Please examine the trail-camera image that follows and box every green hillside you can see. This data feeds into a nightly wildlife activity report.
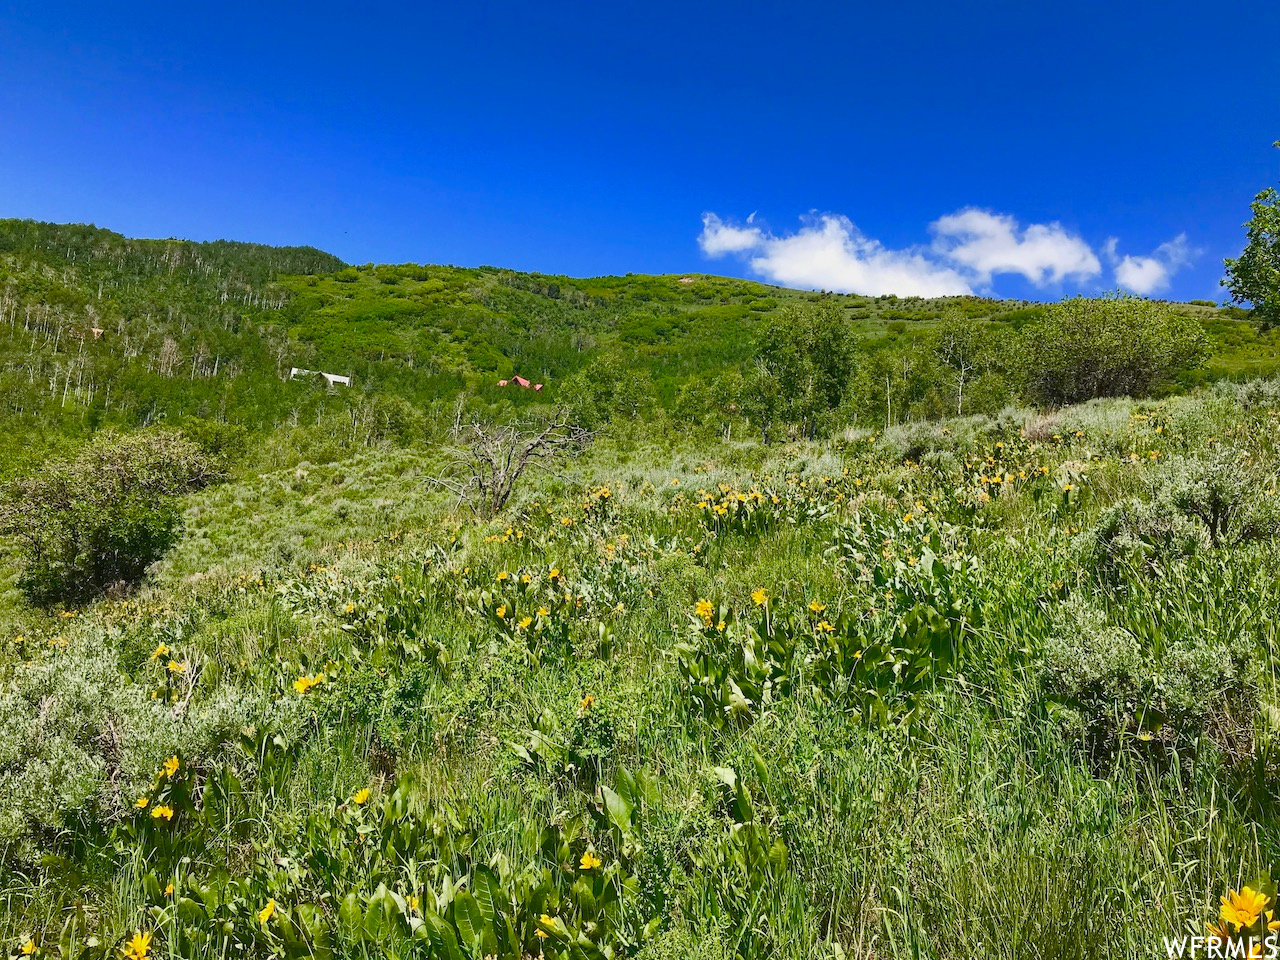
[5,219,1280,959]
[6,218,1278,475]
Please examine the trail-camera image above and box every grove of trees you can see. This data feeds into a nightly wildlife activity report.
[717,294,1206,441]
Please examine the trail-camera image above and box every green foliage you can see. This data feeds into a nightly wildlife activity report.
[0,431,218,605]
[1224,143,1280,328]
[677,515,971,730]
[1075,496,1203,582]
[830,512,974,722]
[560,353,656,430]
[1038,597,1252,764]
[122,766,666,960]
[0,629,299,864]
[746,303,857,440]
[177,416,249,469]
[1160,447,1280,547]
[10,218,1280,959]
[0,217,1275,469]
[1020,295,1208,404]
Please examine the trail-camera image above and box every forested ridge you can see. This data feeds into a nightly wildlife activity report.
[6,217,1278,479]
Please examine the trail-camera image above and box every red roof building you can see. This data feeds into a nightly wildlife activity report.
[497,375,543,390]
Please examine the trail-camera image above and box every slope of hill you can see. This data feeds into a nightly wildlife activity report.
[7,217,1278,478]
[4,218,1280,958]
[0,220,344,471]
[3,378,1280,958]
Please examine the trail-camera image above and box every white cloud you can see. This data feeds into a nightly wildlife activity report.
[698,212,973,297]
[1108,233,1194,295]
[700,208,1194,299]
[697,213,765,255]
[929,208,1101,286]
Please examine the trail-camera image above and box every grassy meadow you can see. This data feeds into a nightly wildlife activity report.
[4,379,1280,959]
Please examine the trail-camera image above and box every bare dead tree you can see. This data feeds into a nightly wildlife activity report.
[935,311,982,417]
[429,410,593,517]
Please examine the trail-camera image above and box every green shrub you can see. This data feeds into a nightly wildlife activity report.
[1160,448,1280,547]
[560,352,657,429]
[0,631,298,863]
[1234,375,1280,412]
[1038,597,1251,763]
[1075,497,1204,581]
[178,417,249,469]
[0,431,218,606]
[1019,295,1207,405]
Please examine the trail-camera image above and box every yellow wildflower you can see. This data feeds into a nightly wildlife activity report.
[816,620,835,634]
[150,805,174,821]
[408,895,420,913]
[165,882,174,896]
[122,930,151,960]
[258,899,276,926]
[537,606,550,617]
[496,604,507,619]
[135,796,149,809]
[1221,886,1270,930]
[580,695,595,711]
[150,643,169,660]
[1206,920,1232,943]
[808,600,826,614]
[751,588,768,607]
[21,940,35,956]
[166,660,186,674]
[580,850,603,870]
[695,599,714,625]
[162,756,180,778]
[352,788,371,805]
[518,616,533,630]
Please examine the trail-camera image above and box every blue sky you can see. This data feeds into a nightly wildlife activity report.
[1,1,1277,302]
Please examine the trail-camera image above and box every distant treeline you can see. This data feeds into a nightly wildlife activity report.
[3,219,1278,473]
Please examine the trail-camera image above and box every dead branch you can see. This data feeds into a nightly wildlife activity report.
[427,410,593,517]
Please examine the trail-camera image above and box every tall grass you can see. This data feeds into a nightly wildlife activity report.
[3,382,1280,957]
